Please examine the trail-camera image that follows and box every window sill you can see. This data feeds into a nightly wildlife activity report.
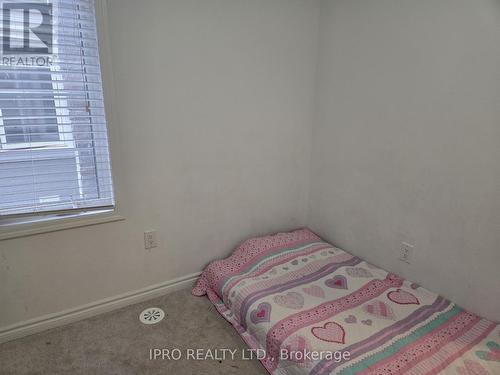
[0,211,125,241]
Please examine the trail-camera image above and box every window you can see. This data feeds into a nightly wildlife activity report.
[0,0,114,218]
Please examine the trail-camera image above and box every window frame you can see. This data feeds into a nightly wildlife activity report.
[0,0,124,238]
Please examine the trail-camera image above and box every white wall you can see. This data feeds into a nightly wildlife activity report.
[309,0,500,320]
[0,0,320,328]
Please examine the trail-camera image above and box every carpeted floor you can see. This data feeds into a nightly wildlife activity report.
[0,289,268,375]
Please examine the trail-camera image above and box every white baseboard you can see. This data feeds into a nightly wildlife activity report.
[0,272,201,344]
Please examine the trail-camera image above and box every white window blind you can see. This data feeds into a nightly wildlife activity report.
[0,0,114,217]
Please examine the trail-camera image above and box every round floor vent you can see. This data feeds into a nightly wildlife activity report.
[139,307,165,325]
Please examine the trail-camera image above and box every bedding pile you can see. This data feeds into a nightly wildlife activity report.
[193,229,500,375]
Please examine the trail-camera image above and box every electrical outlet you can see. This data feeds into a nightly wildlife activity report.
[399,242,414,264]
[144,230,158,250]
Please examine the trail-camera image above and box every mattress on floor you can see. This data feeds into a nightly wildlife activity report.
[193,228,500,375]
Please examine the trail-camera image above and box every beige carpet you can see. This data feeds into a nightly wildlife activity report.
[0,289,268,375]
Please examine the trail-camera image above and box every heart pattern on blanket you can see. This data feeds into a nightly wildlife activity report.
[476,341,500,362]
[456,360,490,375]
[291,260,299,266]
[273,292,304,309]
[363,300,396,320]
[344,315,357,324]
[346,267,373,278]
[250,302,271,324]
[311,322,346,344]
[387,289,420,305]
[361,319,372,326]
[302,285,325,299]
[325,275,348,289]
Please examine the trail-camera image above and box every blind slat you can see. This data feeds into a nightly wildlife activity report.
[1,176,113,190]
[0,162,111,173]
[0,70,103,77]
[0,88,103,94]
[1,185,114,199]
[0,78,102,84]
[1,198,114,212]
[0,167,112,179]
[0,123,108,129]
[1,115,105,121]
[1,201,113,216]
[0,37,98,51]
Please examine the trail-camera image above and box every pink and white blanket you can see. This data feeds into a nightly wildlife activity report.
[193,229,500,375]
